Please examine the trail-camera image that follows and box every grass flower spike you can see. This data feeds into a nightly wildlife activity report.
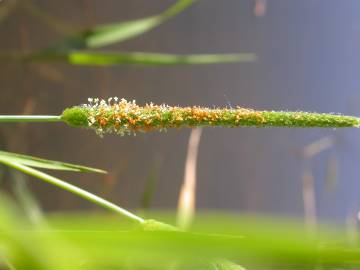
[60,97,360,136]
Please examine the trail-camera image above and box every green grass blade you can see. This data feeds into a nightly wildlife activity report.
[0,151,106,173]
[0,160,144,224]
[58,0,197,49]
[11,171,46,226]
[0,195,85,270]
[69,51,255,66]
[27,50,255,66]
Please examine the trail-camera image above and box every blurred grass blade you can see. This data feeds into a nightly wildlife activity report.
[27,50,255,66]
[140,160,161,211]
[0,194,84,270]
[68,51,255,66]
[177,128,202,230]
[11,170,46,226]
[0,159,144,223]
[302,168,317,234]
[59,0,197,49]
[47,216,360,268]
[302,136,334,159]
[211,259,246,270]
[325,155,338,192]
[0,150,106,173]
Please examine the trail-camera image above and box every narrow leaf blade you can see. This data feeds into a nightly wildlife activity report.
[42,51,256,66]
[58,0,197,49]
[0,160,143,223]
[0,151,106,173]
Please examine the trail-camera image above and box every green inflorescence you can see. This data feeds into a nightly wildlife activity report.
[60,98,360,136]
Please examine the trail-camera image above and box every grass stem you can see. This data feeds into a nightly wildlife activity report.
[0,115,61,122]
[0,160,144,224]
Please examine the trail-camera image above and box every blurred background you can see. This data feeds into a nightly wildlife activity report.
[0,0,360,227]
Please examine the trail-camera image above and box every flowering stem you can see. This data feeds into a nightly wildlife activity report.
[0,115,61,122]
[1,99,360,134]
[61,98,360,136]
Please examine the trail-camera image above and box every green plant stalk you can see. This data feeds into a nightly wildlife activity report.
[61,99,360,136]
[0,160,144,224]
[0,115,61,122]
[1,100,360,134]
[0,51,255,66]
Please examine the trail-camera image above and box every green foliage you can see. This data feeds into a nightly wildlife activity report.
[0,150,145,224]
[24,50,254,66]
[211,259,245,270]
[0,196,84,270]
[0,0,254,67]
[0,151,105,173]
[1,203,359,270]
[62,51,255,66]
[0,159,144,224]
[0,148,358,269]
[141,219,178,231]
[0,2,359,269]
[60,0,198,49]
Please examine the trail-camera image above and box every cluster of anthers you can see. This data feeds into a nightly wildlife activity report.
[84,97,138,136]
[80,97,263,136]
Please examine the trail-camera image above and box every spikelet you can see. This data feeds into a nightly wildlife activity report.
[61,98,360,136]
